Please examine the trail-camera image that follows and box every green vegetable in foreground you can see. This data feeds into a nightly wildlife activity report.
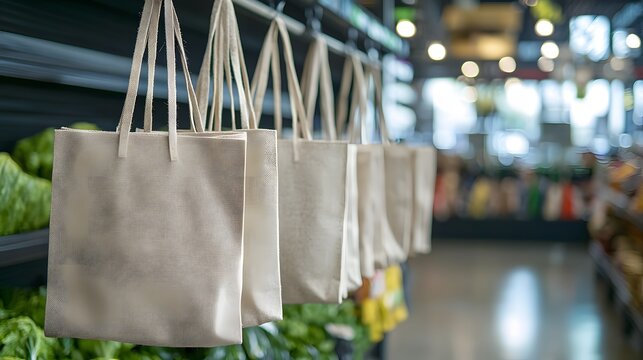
[0,153,51,236]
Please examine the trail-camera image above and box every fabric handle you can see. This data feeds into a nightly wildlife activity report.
[142,1,205,133]
[250,17,313,155]
[195,0,256,132]
[300,36,337,141]
[118,0,195,161]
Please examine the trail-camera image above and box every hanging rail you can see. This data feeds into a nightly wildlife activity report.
[232,0,378,66]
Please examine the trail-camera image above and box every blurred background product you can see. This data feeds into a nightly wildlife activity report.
[1,0,643,358]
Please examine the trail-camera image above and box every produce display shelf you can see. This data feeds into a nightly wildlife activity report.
[0,228,49,268]
[602,188,643,232]
[590,241,643,338]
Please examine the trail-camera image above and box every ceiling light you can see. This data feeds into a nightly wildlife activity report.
[537,56,554,72]
[626,33,641,49]
[461,61,479,78]
[498,56,516,73]
[534,19,554,37]
[540,41,559,59]
[523,0,538,7]
[396,20,416,38]
[427,42,447,61]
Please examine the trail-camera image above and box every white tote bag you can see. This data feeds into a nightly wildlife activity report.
[300,37,361,297]
[195,0,281,327]
[45,0,246,347]
[410,147,437,255]
[368,66,414,261]
[251,18,347,304]
[342,60,405,269]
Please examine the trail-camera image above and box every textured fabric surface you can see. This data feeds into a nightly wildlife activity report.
[383,146,414,259]
[195,0,281,327]
[46,130,247,346]
[410,147,437,255]
[278,140,347,304]
[343,144,362,293]
[251,17,348,304]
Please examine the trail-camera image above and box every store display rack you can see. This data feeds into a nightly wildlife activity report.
[0,228,48,268]
[590,241,643,339]
[602,188,643,231]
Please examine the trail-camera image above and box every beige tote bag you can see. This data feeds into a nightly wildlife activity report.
[251,18,347,304]
[300,37,362,297]
[410,146,437,255]
[368,66,414,261]
[342,59,405,270]
[45,0,246,347]
[195,0,281,327]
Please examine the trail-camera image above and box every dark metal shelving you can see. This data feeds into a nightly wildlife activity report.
[590,241,643,339]
[0,228,48,268]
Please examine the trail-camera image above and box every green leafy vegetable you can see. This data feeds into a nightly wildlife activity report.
[12,122,100,180]
[0,153,51,236]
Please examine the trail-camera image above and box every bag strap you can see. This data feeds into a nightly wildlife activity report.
[195,0,256,131]
[142,1,204,133]
[251,17,312,159]
[300,36,336,141]
[335,56,352,138]
[367,65,391,145]
[348,55,368,144]
[118,0,193,161]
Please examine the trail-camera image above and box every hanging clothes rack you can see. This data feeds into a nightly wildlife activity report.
[232,0,378,66]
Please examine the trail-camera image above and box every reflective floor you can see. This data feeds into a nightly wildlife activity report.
[388,240,639,360]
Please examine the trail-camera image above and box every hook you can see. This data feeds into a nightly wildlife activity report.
[346,28,358,50]
[269,0,286,13]
[305,5,322,34]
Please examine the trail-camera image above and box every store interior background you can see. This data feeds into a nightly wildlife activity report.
[1,0,643,358]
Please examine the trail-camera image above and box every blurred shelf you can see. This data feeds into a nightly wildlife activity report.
[590,241,643,338]
[602,188,643,232]
[0,228,48,268]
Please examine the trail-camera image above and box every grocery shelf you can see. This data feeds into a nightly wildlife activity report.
[0,228,48,268]
[602,188,643,232]
[590,241,643,338]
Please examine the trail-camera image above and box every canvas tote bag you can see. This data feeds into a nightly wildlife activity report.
[45,0,246,346]
[251,18,347,304]
[341,59,405,270]
[368,65,414,260]
[300,37,362,297]
[195,0,281,327]
[409,146,437,255]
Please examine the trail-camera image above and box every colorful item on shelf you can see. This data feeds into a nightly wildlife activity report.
[195,0,282,327]
[0,153,51,236]
[543,182,563,220]
[468,177,492,219]
[45,0,248,346]
[359,266,408,342]
[251,16,348,305]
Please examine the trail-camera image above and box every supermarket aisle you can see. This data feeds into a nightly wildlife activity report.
[388,240,637,360]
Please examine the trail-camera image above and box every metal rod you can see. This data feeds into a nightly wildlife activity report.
[232,0,377,65]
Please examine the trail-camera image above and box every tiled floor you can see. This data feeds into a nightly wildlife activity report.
[388,240,640,360]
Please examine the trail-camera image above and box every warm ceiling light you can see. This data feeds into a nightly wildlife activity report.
[427,42,447,61]
[535,19,554,37]
[523,0,538,6]
[537,56,554,72]
[396,20,416,38]
[626,33,641,49]
[498,56,516,73]
[540,41,559,59]
[461,61,480,78]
